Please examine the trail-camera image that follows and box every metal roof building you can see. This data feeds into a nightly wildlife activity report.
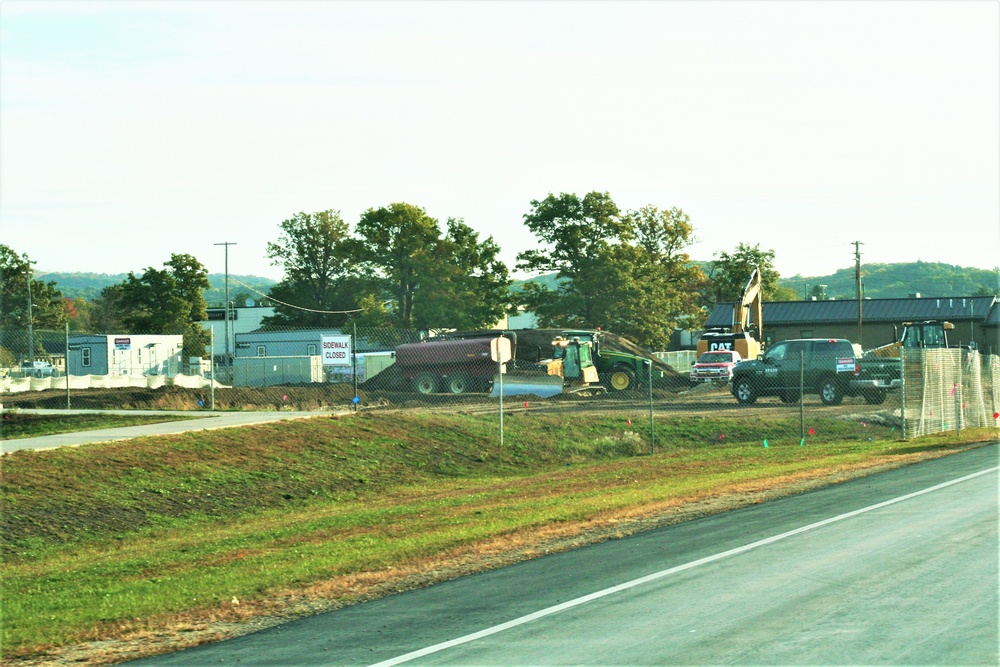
[704,296,999,353]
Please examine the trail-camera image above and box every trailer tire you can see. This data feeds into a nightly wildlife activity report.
[604,365,638,392]
[446,372,472,394]
[412,372,439,395]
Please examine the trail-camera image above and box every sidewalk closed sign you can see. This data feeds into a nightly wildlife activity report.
[321,335,352,366]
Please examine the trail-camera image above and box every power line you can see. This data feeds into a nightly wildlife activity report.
[228,276,364,315]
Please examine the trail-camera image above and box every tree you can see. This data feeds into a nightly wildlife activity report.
[263,210,367,328]
[515,194,707,349]
[0,244,66,362]
[709,243,782,302]
[101,254,211,360]
[354,203,510,330]
[409,218,511,331]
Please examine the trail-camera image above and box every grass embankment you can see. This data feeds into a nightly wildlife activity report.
[1,410,993,662]
[0,411,204,441]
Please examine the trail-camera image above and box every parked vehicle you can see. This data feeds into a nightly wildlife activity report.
[690,350,743,385]
[730,338,899,406]
[697,267,764,361]
[20,361,56,378]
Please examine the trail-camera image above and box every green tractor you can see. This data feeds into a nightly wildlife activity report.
[557,330,669,392]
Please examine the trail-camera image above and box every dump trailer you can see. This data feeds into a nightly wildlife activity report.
[394,337,511,394]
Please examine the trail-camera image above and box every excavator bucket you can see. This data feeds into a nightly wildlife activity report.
[490,372,564,398]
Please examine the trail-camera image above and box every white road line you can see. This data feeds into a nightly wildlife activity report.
[365,465,999,667]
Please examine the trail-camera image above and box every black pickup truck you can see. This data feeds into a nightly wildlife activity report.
[730,338,899,406]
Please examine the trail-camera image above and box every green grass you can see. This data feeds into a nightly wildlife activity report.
[0,411,204,440]
[1,410,994,659]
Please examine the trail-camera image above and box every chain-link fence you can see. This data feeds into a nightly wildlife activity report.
[2,326,998,443]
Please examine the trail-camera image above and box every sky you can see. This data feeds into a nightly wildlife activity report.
[1,0,998,285]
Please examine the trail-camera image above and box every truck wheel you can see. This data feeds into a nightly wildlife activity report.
[819,378,843,406]
[863,389,887,405]
[604,366,637,392]
[733,378,756,404]
[446,372,472,394]
[412,372,439,395]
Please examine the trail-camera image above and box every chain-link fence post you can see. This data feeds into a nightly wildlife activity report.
[65,321,71,409]
[645,359,654,454]
[900,347,907,440]
[799,349,805,444]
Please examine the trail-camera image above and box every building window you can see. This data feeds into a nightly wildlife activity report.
[800,330,814,338]
[307,344,317,356]
[257,345,266,357]
[82,348,91,367]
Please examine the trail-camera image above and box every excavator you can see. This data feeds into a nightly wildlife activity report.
[697,267,764,360]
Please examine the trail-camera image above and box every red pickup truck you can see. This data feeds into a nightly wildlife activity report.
[690,350,743,385]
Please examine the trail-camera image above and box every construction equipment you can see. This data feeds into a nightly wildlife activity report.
[698,267,764,360]
[864,321,955,358]
[491,335,605,398]
[395,337,510,394]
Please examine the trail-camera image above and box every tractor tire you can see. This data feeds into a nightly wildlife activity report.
[446,372,472,395]
[412,372,439,395]
[604,366,638,392]
[733,378,757,404]
[819,378,843,406]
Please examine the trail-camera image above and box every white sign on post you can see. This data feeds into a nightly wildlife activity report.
[321,335,352,366]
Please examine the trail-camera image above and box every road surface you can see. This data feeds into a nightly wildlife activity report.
[127,443,999,666]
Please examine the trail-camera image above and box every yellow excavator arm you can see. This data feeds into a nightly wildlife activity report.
[731,267,762,338]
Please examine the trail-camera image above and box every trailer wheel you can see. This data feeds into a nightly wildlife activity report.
[447,372,472,394]
[412,372,439,394]
[604,365,638,392]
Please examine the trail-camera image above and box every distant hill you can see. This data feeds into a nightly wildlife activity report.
[38,261,999,308]
[514,261,998,300]
[36,272,277,306]
[778,262,998,300]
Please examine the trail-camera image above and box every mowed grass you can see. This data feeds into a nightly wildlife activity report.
[0,410,993,660]
[0,411,204,440]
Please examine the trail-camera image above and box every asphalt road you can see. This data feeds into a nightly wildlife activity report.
[0,409,329,454]
[127,443,999,666]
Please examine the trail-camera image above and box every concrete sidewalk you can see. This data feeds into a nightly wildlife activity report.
[1,409,338,454]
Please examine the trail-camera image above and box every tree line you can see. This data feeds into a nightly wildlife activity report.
[0,192,792,362]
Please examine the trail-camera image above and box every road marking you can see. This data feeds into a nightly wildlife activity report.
[366,465,999,667]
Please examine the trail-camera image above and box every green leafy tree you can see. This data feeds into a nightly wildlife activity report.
[515,195,706,348]
[354,203,510,330]
[709,243,782,302]
[410,219,511,331]
[99,254,211,360]
[263,210,369,328]
[0,244,66,361]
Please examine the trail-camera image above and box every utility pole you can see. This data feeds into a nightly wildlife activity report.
[853,241,863,347]
[24,256,37,366]
[214,242,237,368]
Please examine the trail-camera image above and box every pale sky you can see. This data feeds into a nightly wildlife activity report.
[2,0,998,284]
